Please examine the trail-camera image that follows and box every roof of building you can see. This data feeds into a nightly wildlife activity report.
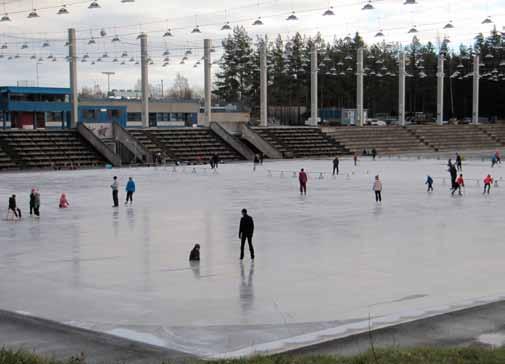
[0,86,71,95]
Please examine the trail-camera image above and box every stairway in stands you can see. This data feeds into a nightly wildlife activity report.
[475,124,505,147]
[0,130,106,169]
[0,143,16,170]
[252,127,350,158]
[129,128,244,163]
[406,124,502,152]
[324,126,434,155]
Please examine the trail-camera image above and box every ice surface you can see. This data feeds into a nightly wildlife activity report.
[1,156,505,357]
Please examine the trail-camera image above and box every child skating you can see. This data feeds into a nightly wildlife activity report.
[483,174,493,194]
[426,175,434,192]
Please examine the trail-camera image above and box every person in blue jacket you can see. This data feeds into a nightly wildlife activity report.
[125,177,136,205]
[425,175,434,192]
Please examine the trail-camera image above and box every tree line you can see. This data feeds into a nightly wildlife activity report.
[214,27,505,124]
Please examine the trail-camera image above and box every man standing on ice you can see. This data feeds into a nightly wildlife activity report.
[111,176,119,207]
[299,168,308,195]
[373,175,383,203]
[332,157,339,176]
[125,177,136,205]
[239,209,255,261]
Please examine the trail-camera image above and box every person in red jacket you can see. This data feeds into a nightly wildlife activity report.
[483,174,494,194]
[299,168,308,195]
[452,174,465,196]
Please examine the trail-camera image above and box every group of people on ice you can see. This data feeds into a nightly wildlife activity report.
[6,189,70,220]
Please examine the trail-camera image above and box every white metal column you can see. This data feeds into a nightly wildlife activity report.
[310,46,318,126]
[356,47,364,127]
[204,39,212,126]
[140,33,149,128]
[472,55,480,124]
[398,52,406,126]
[436,54,444,125]
[260,41,268,127]
[68,28,78,128]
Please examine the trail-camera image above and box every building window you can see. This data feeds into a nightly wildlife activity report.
[82,109,96,122]
[127,112,141,121]
[46,112,63,122]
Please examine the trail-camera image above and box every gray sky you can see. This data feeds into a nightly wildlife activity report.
[0,0,502,92]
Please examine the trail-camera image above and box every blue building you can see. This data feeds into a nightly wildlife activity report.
[0,86,200,129]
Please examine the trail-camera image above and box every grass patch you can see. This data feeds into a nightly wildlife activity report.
[2,347,505,364]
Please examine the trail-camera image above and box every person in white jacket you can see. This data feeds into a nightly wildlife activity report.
[373,175,382,203]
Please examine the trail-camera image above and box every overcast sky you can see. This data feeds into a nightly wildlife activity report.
[0,0,502,92]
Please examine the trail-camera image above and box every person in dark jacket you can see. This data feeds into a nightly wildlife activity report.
[456,153,463,171]
[426,175,434,192]
[189,244,200,261]
[239,209,255,260]
[29,189,36,216]
[371,148,377,161]
[125,177,136,205]
[332,157,339,176]
[8,194,21,219]
[448,163,457,190]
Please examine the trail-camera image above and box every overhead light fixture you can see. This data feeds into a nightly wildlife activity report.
[443,20,454,29]
[286,11,298,21]
[30,54,36,59]
[0,13,11,22]
[404,0,417,4]
[344,34,352,42]
[28,9,40,18]
[362,1,374,10]
[252,17,263,26]
[163,28,173,37]
[112,35,120,42]
[221,21,231,30]
[1,43,7,49]
[42,40,50,47]
[191,25,201,33]
[88,1,100,9]
[375,29,384,37]
[121,51,128,58]
[482,16,492,24]
[21,43,29,49]
[323,6,335,16]
[408,25,418,34]
[88,37,96,45]
[100,29,107,37]
[57,5,69,15]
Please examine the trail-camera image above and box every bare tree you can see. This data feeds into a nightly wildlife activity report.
[168,73,193,99]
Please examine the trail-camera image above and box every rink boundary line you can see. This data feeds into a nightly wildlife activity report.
[0,309,194,358]
[209,293,505,359]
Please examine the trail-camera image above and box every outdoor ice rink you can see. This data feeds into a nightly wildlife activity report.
[1,156,505,357]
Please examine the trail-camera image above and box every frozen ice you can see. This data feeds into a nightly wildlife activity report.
[1,156,505,357]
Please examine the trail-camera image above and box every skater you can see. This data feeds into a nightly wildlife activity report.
[353,153,358,166]
[239,209,255,260]
[29,189,36,215]
[452,174,465,196]
[59,193,70,208]
[496,151,502,164]
[448,162,458,190]
[371,148,377,161]
[456,153,463,171]
[483,174,494,194]
[253,154,260,171]
[111,176,119,207]
[299,168,308,195]
[373,175,383,203]
[125,177,135,205]
[259,152,264,165]
[492,154,498,168]
[189,244,201,261]
[32,189,40,216]
[426,175,434,192]
[212,153,219,169]
[332,157,339,176]
[8,194,21,219]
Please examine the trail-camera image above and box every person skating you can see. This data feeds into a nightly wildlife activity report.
[8,194,21,219]
[29,189,36,215]
[125,177,136,205]
[189,244,201,261]
[332,157,339,176]
[239,209,255,261]
[483,174,494,194]
[253,154,260,171]
[426,175,434,192]
[371,148,377,161]
[32,189,40,217]
[259,152,264,165]
[212,153,219,169]
[448,163,458,191]
[456,153,463,171]
[452,174,465,196]
[59,193,70,208]
[496,151,502,164]
[492,154,498,168]
[353,153,358,166]
[373,175,383,203]
[111,176,119,207]
[299,168,308,195]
